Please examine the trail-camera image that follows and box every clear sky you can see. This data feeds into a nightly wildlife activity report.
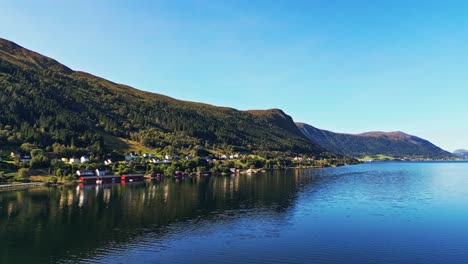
[1,0,467,151]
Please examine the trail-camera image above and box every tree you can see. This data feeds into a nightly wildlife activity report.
[20,143,36,153]
[55,168,63,177]
[0,171,5,183]
[16,168,30,182]
[30,149,49,169]
[30,149,45,157]
[30,156,49,169]
[164,166,175,176]
[115,163,130,175]
[196,166,207,173]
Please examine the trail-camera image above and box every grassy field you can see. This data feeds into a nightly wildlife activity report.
[101,133,154,153]
[359,154,395,161]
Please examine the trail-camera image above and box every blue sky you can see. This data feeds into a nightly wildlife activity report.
[1,0,467,151]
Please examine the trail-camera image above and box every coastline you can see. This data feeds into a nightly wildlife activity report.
[0,182,47,192]
[3,160,466,192]
[0,164,355,191]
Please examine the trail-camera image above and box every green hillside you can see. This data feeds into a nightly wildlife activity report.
[296,122,454,159]
[0,38,330,158]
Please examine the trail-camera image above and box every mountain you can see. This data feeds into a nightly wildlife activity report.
[296,123,454,159]
[0,38,330,158]
[453,149,468,158]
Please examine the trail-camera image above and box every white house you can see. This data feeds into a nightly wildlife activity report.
[95,169,109,176]
[125,153,140,161]
[76,170,94,177]
[80,156,89,163]
[69,158,80,165]
[20,154,31,163]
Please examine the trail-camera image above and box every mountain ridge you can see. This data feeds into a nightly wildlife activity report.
[453,149,468,158]
[296,122,453,159]
[0,38,72,74]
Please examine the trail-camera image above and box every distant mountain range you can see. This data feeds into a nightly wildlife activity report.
[453,149,468,158]
[0,38,330,158]
[296,123,454,159]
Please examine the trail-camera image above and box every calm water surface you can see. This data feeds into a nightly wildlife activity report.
[1,162,468,263]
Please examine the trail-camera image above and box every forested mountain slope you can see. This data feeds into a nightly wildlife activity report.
[0,38,329,158]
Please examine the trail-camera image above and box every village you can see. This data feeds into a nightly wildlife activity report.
[0,149,342,185]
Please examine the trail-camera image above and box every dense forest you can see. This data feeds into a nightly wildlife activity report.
[296,122,454,159]
[0,38,330,159]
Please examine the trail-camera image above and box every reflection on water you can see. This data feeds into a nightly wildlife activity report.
[0,171,302,263]
[1,162,468,264]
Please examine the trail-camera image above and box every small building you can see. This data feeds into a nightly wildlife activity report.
[69,158,80,165]
[104,159,112,165]
[80,156,89,163]
[125,153,139,161]
[76,170,95,177]
[20,154,31,163]
[95,169,109,176]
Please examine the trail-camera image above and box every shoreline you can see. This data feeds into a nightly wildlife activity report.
[8,161,466,191]
[0,165,346,191]
[0,182,48,192]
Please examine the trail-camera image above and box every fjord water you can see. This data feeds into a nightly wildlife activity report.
[1,162,468,263]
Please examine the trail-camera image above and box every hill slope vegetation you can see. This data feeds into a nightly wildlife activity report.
[0,38,329,158]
